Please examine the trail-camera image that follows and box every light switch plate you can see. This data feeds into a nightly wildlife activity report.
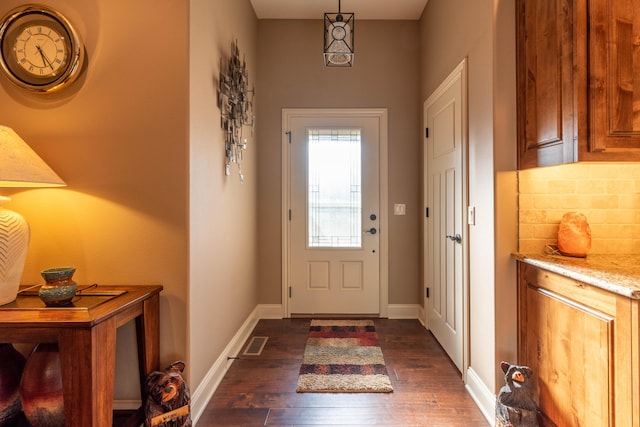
[394,204,406,216]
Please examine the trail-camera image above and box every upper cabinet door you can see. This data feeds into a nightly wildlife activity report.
[582,0,640,159]
[517,0,576,169]
[517,0,640,168]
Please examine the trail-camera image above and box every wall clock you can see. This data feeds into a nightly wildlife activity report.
[0,4,85,93]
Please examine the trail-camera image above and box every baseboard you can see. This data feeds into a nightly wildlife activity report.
[112,399,141,411]
[255,304,423,320]
[387,303,421,319]
[417,304,426,327]
[465,366,496,427]
[189,306,262,424]
[255,303,284,319]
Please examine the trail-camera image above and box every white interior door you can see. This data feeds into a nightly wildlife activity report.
[424,60,467,372]
[285,111,384,315]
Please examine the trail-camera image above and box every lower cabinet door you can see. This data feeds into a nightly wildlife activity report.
[518,262,634,427]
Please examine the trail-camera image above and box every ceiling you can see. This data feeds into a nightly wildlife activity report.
[249,0,430,20]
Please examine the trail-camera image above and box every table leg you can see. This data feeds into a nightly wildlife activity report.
[59,316,117,427]
[136,293,160,400]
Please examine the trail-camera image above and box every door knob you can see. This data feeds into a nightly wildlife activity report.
[364,227,377,235]
[446,233,461,244]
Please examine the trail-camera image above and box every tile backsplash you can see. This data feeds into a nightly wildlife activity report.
[518,163,640,254]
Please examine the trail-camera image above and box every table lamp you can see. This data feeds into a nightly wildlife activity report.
[0,126,66,305]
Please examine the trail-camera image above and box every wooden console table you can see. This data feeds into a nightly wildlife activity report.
[0,284,163,427]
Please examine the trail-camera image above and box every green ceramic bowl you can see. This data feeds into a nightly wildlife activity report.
[40,267,76,282]
[39,267,77,307]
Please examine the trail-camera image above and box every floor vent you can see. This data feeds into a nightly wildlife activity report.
[243,336,268,356]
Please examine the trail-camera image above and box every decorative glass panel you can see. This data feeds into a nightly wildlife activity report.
[308,128,362,248]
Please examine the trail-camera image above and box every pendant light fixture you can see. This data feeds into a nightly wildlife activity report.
[324,0,354,67]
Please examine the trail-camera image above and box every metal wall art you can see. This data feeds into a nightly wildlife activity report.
[217,40,255,183]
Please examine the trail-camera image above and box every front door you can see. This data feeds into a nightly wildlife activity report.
[285,110,386,315]
[424,60,467,372]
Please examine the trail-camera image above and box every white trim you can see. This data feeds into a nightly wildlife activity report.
[281,108,389,318]
[423,58,470,380]
[387,304,422,319]
[255,304,284,319]
[112,399,141,411]
[417,304,426,327]
[189,306,261,424]
[252,304,425,321]
[465,367,497,426]
[281,112,290,318]
[459,57,470,385]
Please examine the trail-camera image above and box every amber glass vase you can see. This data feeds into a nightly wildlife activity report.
[0,343,25,426]
[19,343,65,427]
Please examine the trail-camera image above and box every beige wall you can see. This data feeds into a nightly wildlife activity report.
[256,20,422,307]
[420,0,518,398]
[0,0,188,399]
[1,0,261,402]
[189,0,259,390]
[0,0,520,414]
[519,163,640,254]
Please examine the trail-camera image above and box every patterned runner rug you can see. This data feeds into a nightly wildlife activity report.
[296,319,394,393]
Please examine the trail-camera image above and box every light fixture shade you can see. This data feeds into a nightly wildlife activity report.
[0,126,66,305]
[0,126,66,187]
[324,12,354,67]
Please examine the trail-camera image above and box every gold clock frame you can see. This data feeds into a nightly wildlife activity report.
[0,4,85,93]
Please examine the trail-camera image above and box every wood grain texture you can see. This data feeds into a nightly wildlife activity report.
[586,0,640,157]
[0,285,162,427]
[195,319,489,426]
[518,262,637,426]
[136,293,161,400]
[517,0,640,167]
[517,0,576,168]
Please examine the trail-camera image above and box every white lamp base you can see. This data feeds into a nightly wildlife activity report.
[0,206,30,305]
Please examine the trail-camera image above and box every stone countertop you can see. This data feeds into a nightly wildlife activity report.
[513,253,640,299]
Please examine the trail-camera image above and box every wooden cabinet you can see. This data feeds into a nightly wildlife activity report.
[517,0,640,168]
[518,262,638,426]
[582,0,640,160]
[517,0,576,169]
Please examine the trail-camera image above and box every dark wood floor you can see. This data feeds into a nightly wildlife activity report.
[196,318,489,426]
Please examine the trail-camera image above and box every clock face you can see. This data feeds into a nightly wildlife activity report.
[14,25,69,77]
[0,6,84,93]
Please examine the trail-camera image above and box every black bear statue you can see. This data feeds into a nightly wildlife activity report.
[496,361,539,427]
[144,361,192,427]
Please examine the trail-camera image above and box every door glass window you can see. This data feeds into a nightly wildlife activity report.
[308,128,362,248]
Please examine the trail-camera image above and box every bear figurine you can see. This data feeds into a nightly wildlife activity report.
[496,361,539,427]
[144,361,192,427]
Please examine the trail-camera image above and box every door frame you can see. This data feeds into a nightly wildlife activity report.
[282,108,389,318]
[423,59,469,377]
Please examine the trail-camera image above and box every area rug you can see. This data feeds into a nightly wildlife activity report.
[296,319,393,393]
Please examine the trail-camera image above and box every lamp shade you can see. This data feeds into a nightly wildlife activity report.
[0,126,66,187]
[0,126,66,305]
